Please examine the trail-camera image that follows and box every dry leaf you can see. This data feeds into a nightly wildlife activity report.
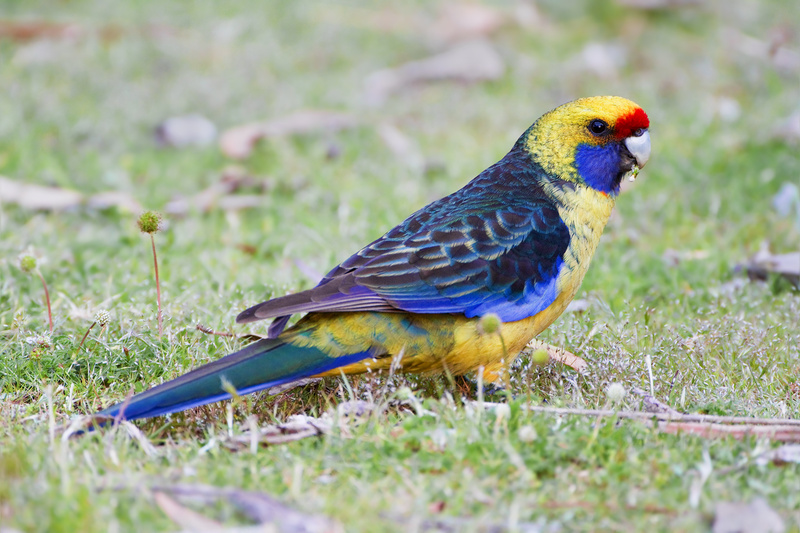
[428,501,447,514]
[216,195,266,211]
[772,182,800,230]
[0,20,84,41]
[155,114,218,148]
[712,498,785,533]
[756,444,800,466]
[87,191,142,213]
[151,484,343,533]
[220,110,358,160]
[725,28,800,74]
[376,123,424,171]
[526,339,587,372]
[1,176,144,212]
[744,241,800,287]
[0,176,83,210]
[364,38,504,106]
[662,248,710,267]
[581,42,627,78]
[630,387,682,415]
[13,40,73,66]
[154,491,225,532]
[512,1,546,29]
[165,168,271,215]
[565,299,590,312]
[429,3,507,44]
[224,414,331,450]
[617,0,702,8]
[773,111,800,144]
[336,400,377,418]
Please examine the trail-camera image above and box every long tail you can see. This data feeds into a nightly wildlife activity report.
[95,337,371,422]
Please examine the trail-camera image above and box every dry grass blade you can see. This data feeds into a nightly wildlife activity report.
[120,421,159,457]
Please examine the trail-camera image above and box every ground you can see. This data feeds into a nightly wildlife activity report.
[1,1,799,531]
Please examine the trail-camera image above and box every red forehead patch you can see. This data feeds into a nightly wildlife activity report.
[614,107,649,139]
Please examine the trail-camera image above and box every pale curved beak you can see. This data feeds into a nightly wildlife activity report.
[625,129,650,168]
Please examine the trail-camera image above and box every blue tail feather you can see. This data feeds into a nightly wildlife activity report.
[96,337,370,422]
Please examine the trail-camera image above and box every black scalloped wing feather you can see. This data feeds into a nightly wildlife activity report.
[237,150,571,335]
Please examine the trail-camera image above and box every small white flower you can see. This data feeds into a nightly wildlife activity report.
[94,310,111,327]
[494,403,511,421]
[606,382,626,403]
[517,425,538,443]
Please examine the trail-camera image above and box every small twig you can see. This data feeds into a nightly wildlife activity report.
[657,422,800,441]
[36,270,53,333]
[479,402,800,426]
[479,402,800,442]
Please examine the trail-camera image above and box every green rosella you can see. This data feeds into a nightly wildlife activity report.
[96,96,650,423]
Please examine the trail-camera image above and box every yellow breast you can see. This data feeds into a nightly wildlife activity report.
[550,184,615,299]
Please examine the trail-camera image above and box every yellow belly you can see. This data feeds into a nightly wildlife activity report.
[286,288,574,383]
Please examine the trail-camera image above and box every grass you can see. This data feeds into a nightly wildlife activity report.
[1,0,799,531]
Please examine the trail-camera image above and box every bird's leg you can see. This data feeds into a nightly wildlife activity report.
[452,372,509,400]
[526,339,587,372]
[479,363,513,399]
[480,362,509,387]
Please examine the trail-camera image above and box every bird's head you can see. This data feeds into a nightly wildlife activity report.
[523,96,650,196]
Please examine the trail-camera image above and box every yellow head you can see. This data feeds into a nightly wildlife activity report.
[524,96,650,195]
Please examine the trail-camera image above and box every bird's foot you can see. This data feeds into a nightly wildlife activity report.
[452,375,512,401]
[481,381,511,400]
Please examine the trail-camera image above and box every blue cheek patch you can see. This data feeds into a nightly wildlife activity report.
[574,143,621,195]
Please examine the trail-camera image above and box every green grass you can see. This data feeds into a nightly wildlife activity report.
[1,0,800,531]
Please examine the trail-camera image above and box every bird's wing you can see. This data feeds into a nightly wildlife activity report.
[238,160,571,331]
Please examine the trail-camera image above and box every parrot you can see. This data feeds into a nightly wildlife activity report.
[95,95,650,424]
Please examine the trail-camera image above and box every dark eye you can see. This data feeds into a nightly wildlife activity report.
[588,120,608,135]
[632,128,645,137]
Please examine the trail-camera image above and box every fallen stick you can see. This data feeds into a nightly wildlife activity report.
[479,402,800,441]
[479,402,800,426]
